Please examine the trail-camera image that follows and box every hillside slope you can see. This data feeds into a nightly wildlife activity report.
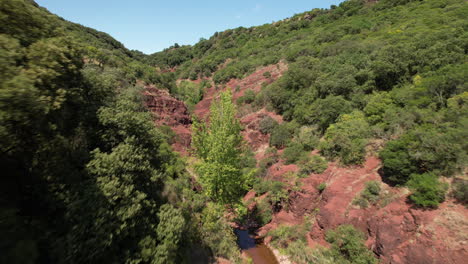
[1,0,467,264]
[147,0,467,263]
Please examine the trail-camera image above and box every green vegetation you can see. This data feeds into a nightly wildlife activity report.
[0,1,237,262]
[2,0,468,262]
[317,183,327,193]
[254,198,273,226]
[407,173,448,208]
[320,111,371,165]
[353,181,382,208]
[268,220,325,264]
[282,142,308,164]
[269,221,377,264]
[326,225,378,264]
[192,90,254,204]
[294,125,320,151]
[452,179,468,205]
[259,115,279,134]
[236,89,256,105]
[300,155,328,175]
[199,203,242,261]
[172,80,206,108]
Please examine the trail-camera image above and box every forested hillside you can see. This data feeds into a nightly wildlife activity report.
[0,0,205,263]
[1,0,467,264]
[151,0,467,200]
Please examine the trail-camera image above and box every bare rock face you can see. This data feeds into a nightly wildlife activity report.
[143,86,191,126]
[143,86,192,154]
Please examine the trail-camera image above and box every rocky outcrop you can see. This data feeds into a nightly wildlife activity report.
[143,86,191,154]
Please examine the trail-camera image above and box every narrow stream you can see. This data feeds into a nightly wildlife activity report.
[234,229,279,264]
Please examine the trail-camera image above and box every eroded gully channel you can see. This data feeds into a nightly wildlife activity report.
[234,229,279,264]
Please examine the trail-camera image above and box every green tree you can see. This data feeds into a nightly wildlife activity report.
[407,173,448,208]
[320,111,370,165]
[325,225,377,264]
[192,90,253,204]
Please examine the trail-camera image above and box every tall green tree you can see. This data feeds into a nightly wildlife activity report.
[192,90,253,204]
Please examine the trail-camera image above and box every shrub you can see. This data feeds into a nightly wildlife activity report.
[294,125,320,151]
[255,199,272,226]
[380,124,465,185]
[263,71,272,78]
[258,155,278,169]
[293,95,352,133]
[282,142,307,164]
[317,183,327,193]
[253,179,287,205]
[300,155,328,175]
[268,181,288,205]
[270,124,292,148]
[407,173,448,208]
[452,179,468,205]
[259,116,278,134]
[237,89,256,104]
[325,225,377,264]
[320,111,370,165]
[353,181,381,208]
[362,181,381,202]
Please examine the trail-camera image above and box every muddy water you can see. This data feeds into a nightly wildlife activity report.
[235,229,279,264]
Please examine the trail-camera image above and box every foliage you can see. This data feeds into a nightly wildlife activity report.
[200,203,242,261]
[407,173,448,208]
[317,183,327,193]
[192,90,253,204]
[380,124,466,184]
[320,111,370,165]
[452,179,468,205]
[325,225,378,264]
[294,125,320,151]
[259,115,279,134]
[300,155,328,175]
[269,123,293,148]
[282,142,308,164]
[353,181,381,208]
[268,219,328,264]
[172,80,205,106]
[255,198,273,226]
[0,1,194,263]
[236,89,256,105]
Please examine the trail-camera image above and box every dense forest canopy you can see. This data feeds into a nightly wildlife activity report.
[0,0,214,263]
[1,0,467,263]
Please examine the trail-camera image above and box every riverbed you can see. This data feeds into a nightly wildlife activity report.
[235,229,279,264]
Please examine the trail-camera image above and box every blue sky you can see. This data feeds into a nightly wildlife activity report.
[36,0,343,54]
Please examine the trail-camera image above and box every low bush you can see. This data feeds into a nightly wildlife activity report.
[407,173,448,208]
[255,199,273,226]
[452,179,468,205]
[325,225,377,264]
[320,111,370,165]
[317,183,327,193]
[353,181,381,208]
[294,125,320,151]
[270,124,292,148]
[259,116,279,134]
[300,155,328,175]
[237,89,256,104]
[282,142,308,164]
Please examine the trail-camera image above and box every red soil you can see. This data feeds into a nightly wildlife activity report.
[193,62,288,119]
[256,156,468,264]
[143,85,192,155]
